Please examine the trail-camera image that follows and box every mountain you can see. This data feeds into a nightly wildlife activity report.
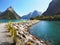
[43,0,60,15]
[21,13,32,19]
[0,12,2,15]
[22,10,42,19]
[32,10,42,17]
[0,6,20,20]
[30,0,60,20]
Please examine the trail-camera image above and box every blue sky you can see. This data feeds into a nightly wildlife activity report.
[0,0,52,16]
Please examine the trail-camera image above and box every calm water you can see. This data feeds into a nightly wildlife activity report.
[0,19,27,23]
[29,21,60,45]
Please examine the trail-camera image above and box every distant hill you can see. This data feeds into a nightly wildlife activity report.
[0,6,20,20]
[21,13,32,19]
[0,12,2,15]
[43,0,60,15]
[21,10,42,19]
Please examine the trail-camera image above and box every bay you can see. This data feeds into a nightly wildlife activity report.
[29,21,60,45]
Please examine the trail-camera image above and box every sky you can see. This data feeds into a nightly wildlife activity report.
[0,0,52,16]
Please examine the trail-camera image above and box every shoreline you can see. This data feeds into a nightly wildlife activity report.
[0,20,47,45]
[10,20,47,45]
[28,21,48,44]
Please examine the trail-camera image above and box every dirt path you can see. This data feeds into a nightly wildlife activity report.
[0,23,12,44]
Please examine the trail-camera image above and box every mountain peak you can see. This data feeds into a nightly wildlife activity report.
[22,10,42,19]
[33,10,38,12]
[32,10,40,16]
[0,6,20,20]
[7,6,13,12]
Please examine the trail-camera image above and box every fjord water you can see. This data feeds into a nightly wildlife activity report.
[0,20,21,23]
[29,21,60,45]
[0,19,27,23]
